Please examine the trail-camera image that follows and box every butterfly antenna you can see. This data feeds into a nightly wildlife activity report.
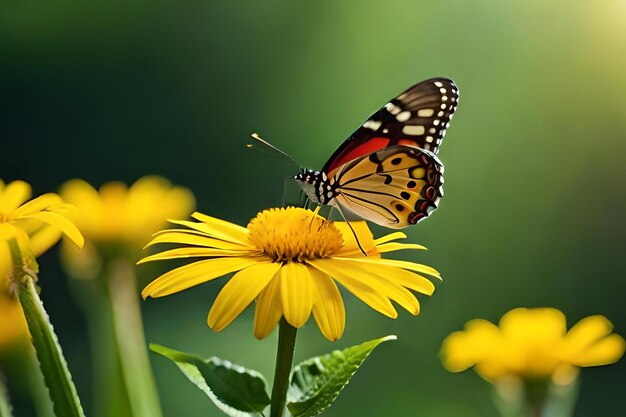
[248,133,304,171]
[334,204,367,256]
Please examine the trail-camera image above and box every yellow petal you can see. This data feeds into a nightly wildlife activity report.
[191,212,251,245]
[279,263,313,328]
[440,331,476,372]
[11,193,64,218]
[0,296,29,347]
[331,256,441,279]
[138,247,258,264]
[0,180,31,213]
[22,211,84,249]
[309,268,345,341]
[569,334,626,367]
[377,281,419,315]
[0,224,19,241]
[440,319,501,372]
[500,308,566,345]
[208,262,281,332]
[333,258,435,295]
[375,242,427,253]
[374,232,407,245]
[563,315,615,352]
[191,211,248,242]
[145,231,250,251]
[59,179,102,231]
[254,273,283,339]
[334,260,420,315]
[309,259,397,319]
[333,221,377,255]
[142,257,261,298]
[562,315,625,366]
[60,179,101,208]
[28,225,63,257]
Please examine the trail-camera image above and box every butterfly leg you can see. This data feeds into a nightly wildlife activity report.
[335,204,367,256]
[327,206,335,221]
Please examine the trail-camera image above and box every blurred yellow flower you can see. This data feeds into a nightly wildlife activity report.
[0,294,28,348]
[0,180,82,347]
[0,257,29,348]
[59,176,194,276]
[0,179,84,263]
[440,307,625,382]
[140,207,440,341]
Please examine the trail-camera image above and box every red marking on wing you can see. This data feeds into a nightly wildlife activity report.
[398,139,419,147]
[326,137,390,173]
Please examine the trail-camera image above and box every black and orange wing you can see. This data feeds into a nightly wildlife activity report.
[323,77,459,174]
[330,145,444,229]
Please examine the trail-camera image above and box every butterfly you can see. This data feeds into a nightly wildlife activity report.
[293,77,459,229]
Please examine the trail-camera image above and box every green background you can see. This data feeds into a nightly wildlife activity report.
[1,0,625,416]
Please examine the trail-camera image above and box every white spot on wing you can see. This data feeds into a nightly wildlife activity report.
[385,102,401,115]
[363,120,382,131]
[417,109,435,117]
[426,136,434,143]
[396,111,411,122]
[402,125,425,136]
[434,81,443,87]
[433,120,440,126]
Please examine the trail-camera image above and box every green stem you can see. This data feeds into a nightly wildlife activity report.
[0,373,13,417]
[9,239,85,417]
[107,259,163,417]
[71,277,131,417]
[270,320,297,417]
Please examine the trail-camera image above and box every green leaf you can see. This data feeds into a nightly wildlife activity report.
[17,277,86,417]
[287,335,396,417]
[150,344,270,417]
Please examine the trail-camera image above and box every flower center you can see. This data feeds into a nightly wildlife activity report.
[247,207,343,262]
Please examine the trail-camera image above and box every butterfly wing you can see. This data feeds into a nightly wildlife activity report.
[323,77,459,174]
[330,145,444,229]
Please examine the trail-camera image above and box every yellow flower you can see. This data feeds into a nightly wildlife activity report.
[0,179,82,345]
[59,176,194,276]
[0,179,84,261]
[0,294,28,348]
[440,307,626,382]
[140,207,440,341]
[1,256,29,348]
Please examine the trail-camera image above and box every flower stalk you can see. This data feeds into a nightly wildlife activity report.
[0,373,12,417]
[72,276,130,417]
[270,320,298,417]
[106,259,163,417]
[8,239,85,417]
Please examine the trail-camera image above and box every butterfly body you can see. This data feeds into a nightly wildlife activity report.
[294,77,458,229]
